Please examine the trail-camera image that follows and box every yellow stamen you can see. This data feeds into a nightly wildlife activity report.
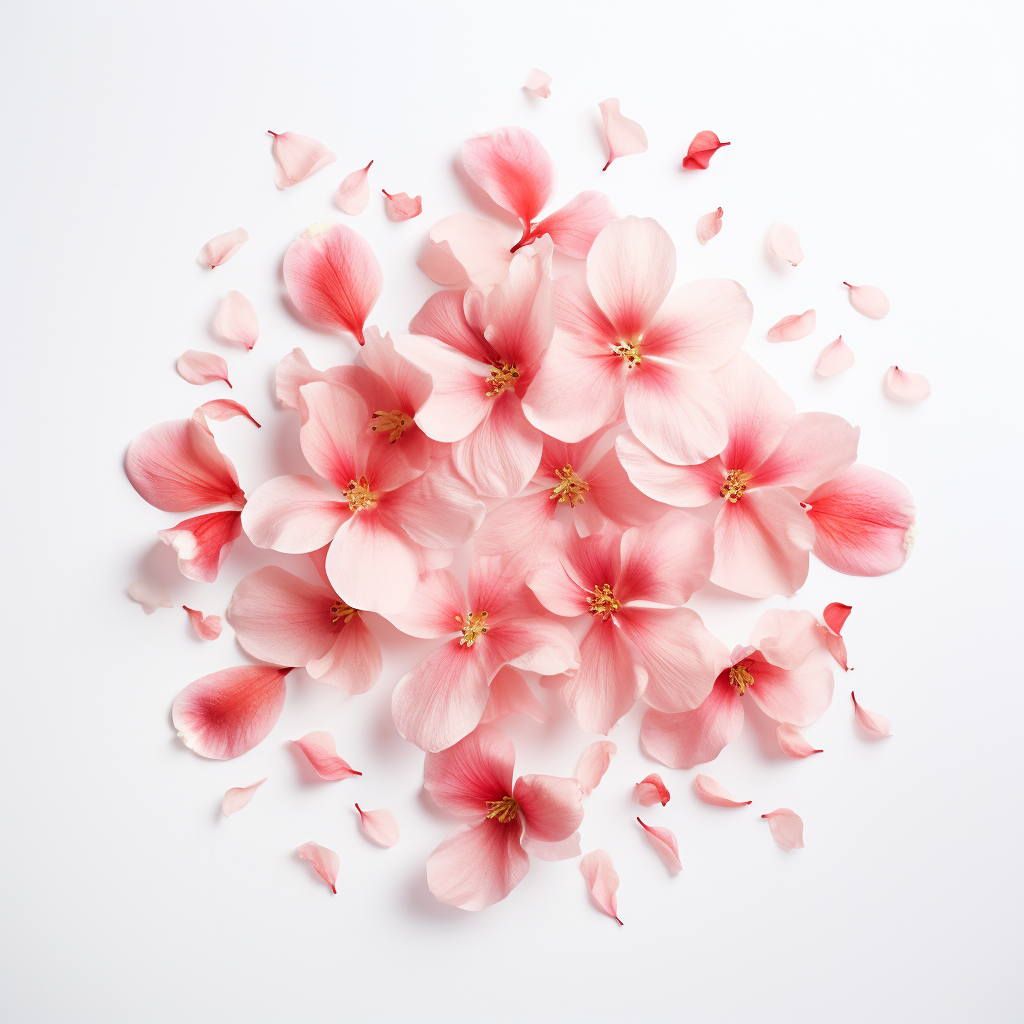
[550,465,590,507]
[729,663,754,695]
[455,610,489,646]
[371,409,412,443]
[342,476,379,511]
[485,363,520,397]
[587,583,620,620]
[613,337,642,367]
[720,469,752,503]
[329,601,358,624]
[484,795,519,823]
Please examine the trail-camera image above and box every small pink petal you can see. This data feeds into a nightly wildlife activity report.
[762,808,805,850]
[268,131,336,188]
[296,841,340,893]
[816,336,855,376]
[198,400,261,427]
[580,849,623,924]
[682,131,730,170]
[213,291,259,350]
[199,227,248,268]
[177,350,231,388]
[222,778,266,817]
[599,98,648,170]
[183,606,222,641]
[776,723,823,758]
[129,580,172,614]
[767,309,816,343]
[823,602,852,636]
[524,68,552,97]
[886,365,931,402]
[292,731,363,780]
[355,803,400,847]
[696,207,723,244]
[694,775,751,807]
[637,818,682,874]
[852,691,891,737]
[769,222,803,266]
[633,773,670,807]
[337,160,373,214]
[575,740,617,797]
[844,282,889,319]
[382,189,422,221]
[158,510,243,583]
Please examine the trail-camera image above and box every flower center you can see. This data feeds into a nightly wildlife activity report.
[550,465,590,507]
[485,363,520,397]
[342,475,379,511]
[370,409,412,443]
[720,469,752,502]
[587,583,620,620]
[729,663,755,695]
[456,610,489,646]
[613,336,642,367]
[484,795,520,823]
[329,601,358,624]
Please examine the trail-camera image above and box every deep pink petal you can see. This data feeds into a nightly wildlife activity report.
[336,160,372,214]
[269,131,336,188]
[423,723,516,815]
[183,606,222,641]
[615,434,725,507]
[129,580,172,614]
[355,804,399,847]
[616,511,714,605]
[767,309,816,343]
[523,68,552,98]
[385,568,465,639]
[199,400,261,427]
[755,412,860,491]
[292,731,362,780]
[694,774,751,807]
[580,849,623,924]
[575,740,616,797]
[452,395,543,499]
[696,207,723,244]
[769,222,803,266]
[531,191,617,259]
[633,773,670,807]
[744,653,834,728]
[637,819,682,874]
[158,510,242,583]
[296,841,340,892]
[824,602,853,636]
[427,819,530,910]
[222,778,266,817]
[816,336,855,376]
[462,126,555,225]
[408,288,489,361]
[640,676,745,768]
[480,667,549,724]
[241,475,349,553]
[514,774,584,843]
[418,214,516,287]
[177,349,231,387]
[682,131,730,170]
[844,282,889,318]
[199,227,248,268]
[382,189,422,221]
[213,291,259,350]
[886,365,931,401]
[599,98,648,170]
[762,809,804,849]
[776,723,823,758]
[852,691,892,737]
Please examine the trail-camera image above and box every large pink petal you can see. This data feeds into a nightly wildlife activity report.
[183,606,222,641]
[637,819,682,874]
[213,291,259,350]
[682,131,731,170]
[769,222,803,266]
[241,475,349,553]
[599,98,648,171]
[199,400,261,428]
[755,412,860,491]
[514,774,584,843]
[423,722,516,814]
[355,804,400,847]
[575,740,616,797]
[381,189,422,221]
[268,131,336,188]
[531,191,617,259]
[381,463,485,549]
[767,309,816,344]
[337,160,372,214]
[297,381,370,489]
[640,676,744,768]
[844,282,889,319]
[816,336,855,376]
[695,775,751,807]
[527,559,591,619]
[852,691,892,737]
[762,809,804,849]
[522,832,581,862]
[577,447,665,534]
[199,227,247,268]
[361,329,432,413]
[744,653,834,728]
[418,214,517,288]
[777,723,823,758]
[615,434,725,507]
[463,126,555,225]
[696,207,723,244]
[523,68,552,98]
[751,607,825,671]
[129,580,172,614]
[580,849,623,924]
[385,569,464,639]
[886,365,931,401]
[306,614,382,694]
[158,510,242,583]
[222,778,266,817]
[275,348,338,413]
[292,731,361,780]
[473,490,557,558]
[480,667,549,724]
[482,614,581,678]
[408,288,489,362]
[633,773,670,806]
[452,395,543,499]
[177,349,231,387]
[616,511,714,605]
[427,818,530,911]
[296,842,340,893]
[172,665,289,760]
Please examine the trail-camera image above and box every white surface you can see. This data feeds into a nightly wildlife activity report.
[2,2,1021,1021]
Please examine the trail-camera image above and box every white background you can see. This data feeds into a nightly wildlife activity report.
[2,2,1021,1021]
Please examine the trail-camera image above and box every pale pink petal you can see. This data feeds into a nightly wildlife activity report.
[637,819,682,874]
[767,309,816,343]
[824,602,853,636]
[762,808,804,850]
[241,475,349,553]
[750,607,828,671]
[473,490,557,559]
[576,446,665,534]
[697,207,723,244]
[418,214,517,288]
[776,723,823,758]
[296,841,340,893]
[463,126,555,226]
[816,336,855,376]
[283,223,382,342]
[355,803,399,847]
[514,774,584,844]
[380,462,485,550]
[129,580,172,614]
[199,227,248,268]
[213,291,259,350]
[522,832,581,861]
[682,131,731,170]
[616,511,714,606]
[694,774,751,807]
[292,731,362,781]
[633,773,670,807]
[452,396,543,499]
[615,434,725,507]
[743,653,834,728]
[480,667,549,724]
[361,329,433,413]
[640,677,745,768]
[382,189,422,221]
[337,160,372,214]
[306,614,383,695]
[177,350,231,388]
[478,613,582,680]
[531,191,618,259]
[172,665,289,759]
[886,365,931,402]
[823,628,849,672]
[385,568,464,638]
[408,288,490,361]
[523,68,552,98]
[423,722,515,815]
[599,98,648,171]
[755,412,860,492]
[222,778,266,817]
[852,691,892,737]
[769,222,803,266]
[183,606,222,640]
[580,849,623,924]
[575,740,617,797]
[199,399,261,427]
[427,818,530,911]
[158,510,243,583]
[844,282,889,318]
[417,238,469,287]
[268,131,336,188]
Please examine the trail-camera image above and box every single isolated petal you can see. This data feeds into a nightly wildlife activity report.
[382,190,422,221]
[199,400,261,427]
[634,773,670,807]
[762,808,804,850]
[852,691,892,737]
[268,131,336,188]
[599,98,648,170]
[695,775,751,807]
[575,740,617,797]
[199,227,248,268]
[530,191,618,259]
[177,350,231,387]
[823,602,852,636]
[637,818,682,874]
[129,580,172,614]
[769,222,803,266]
[523,68,552,98]
[682,131,730,170]
[183,606,222,640]
[222,778,266,817]
[213,291,259,350]
[337,160,372,214]
[816,336,855,376]
[697,207,723,244]
[886,366,931,401]
[296,841,340,893]
[580,849,623,924]
[158,510,243,583]
[776,723,823,758]
[844,282,889,319]
[292,731,362,780]
[767,309,816,343]
[462,126,555,226]
[355,803,400,847]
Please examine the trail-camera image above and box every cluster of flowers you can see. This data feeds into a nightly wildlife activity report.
[127,122,915,913]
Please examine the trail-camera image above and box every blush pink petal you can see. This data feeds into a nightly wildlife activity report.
[514,774,584,844]
[844,282,889,318]
[177,350,231,387]
[578,447,665,534]
[427,818,530,911]
[361,329,433,413]
[408,289,491,362]
[213,291,259,350]
[683,131,731,170]
[418,214,517,288]
[615,434,725,507]
[633,773,670,807]
[852,691,892,737]
[824,630,850,671]
[776,723,823,758]
[382,189,422,221]
[575,740,617,797]
[640,677,745,768]
[744,654,834,728]
[129,580,172,614]
[158,510,243,583]
[292,731,362,781]
[480,615,581,679]
[452,396,544,499]
[580,849,623,924]
[522,832,582,861]
[617,512,714,605]
[296,841,340,893]
[599,98,648,171]
[241,475,349,553]
[172,665,289,760]
[337,160,373,214]
[523,68,552,98]
[762,808,804,850]
[769,222,804,266]
[480,667,549,724]
[268,131,336,188]
[637,819,682,874]
[473,490,557,559]
[385,568,465,639]
[694,775,751,807]
[380,463,485,550]
[423,723,515,816]
[816,336,855,376]
[183,606,222,640]
[355,804,400,847]
[531,191,618,259]
[463,126,555,226]
[886,365,931,401]
[697,207,723,244]
[717,351,796,471]
[199,400,261,427]
[222,778,266,817]
[767,309,816,343]
[750,607,824,670]
[199,227,248,268]
[306,615,382,694]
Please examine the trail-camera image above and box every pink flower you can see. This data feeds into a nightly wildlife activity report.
[527,514,722,734]
[641,608,834,768]
[424,724,584,910]
[241,380,484,615]
[522,216,754,466]
[617,351,860,597]
[387,555,580,751]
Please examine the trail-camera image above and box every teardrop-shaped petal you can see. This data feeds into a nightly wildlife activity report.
[762,808,804,849]
[337,160,372,214]
[296,841,340,893]
[769,222,803,266]
[694,775,751,807]
[682,131,730,170]
[157,510,243,583]
[575,740,616,797]
[637,818,682,874]
[816,336,855,376]
[268,131,336,188]
[844,282,889,318]
[463,126,555,226]
[213,291,259,350]
[129,580,172,614]
[183,606,222,640]
[292,731,363,780]
[767,309,816,343]
[633,773,670,807]
[580,849,623,924]
[355,803,400,847]
[852,691,892,737]
[886,366,931,401]
[199,227,248,268]
[198,400,261,427]
[177,350,231,387]
[823,602,852,635]
[222,778,266,817]
[382,190,422,221]
[530,191,618,260]
[599,98,648,170]
[523,68,552,98]
[696,207,723,244]
[776,723,823,758]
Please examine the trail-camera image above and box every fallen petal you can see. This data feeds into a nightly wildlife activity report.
[599,98,648,170]
[696,207,723,244]
[296,841,340,892]
[694,775,751,807]
[844,282,889,319]
[183,605,222,640]
[762,808,804,849]
[199,227,248,268]
[213,291,259,350]
[292,731,363,780]
[575,740,617,797]
[767,309,816,343]
[337,160,373,214]
[382,189,422,221]
[580,849,623,924]
[222,778,266,817]
[158,510,243,583]
[198,399,261,427]
[776,723,823,758]
[886,365,931,401]
[823,602,852,635]
[682,131,730,170]
[634,773,670,807]
[852,691,891,737]
[524,68,553,98]
[816,336,855,376]
[355,803,400,847]
[769,222,803,266]
[129,580,172,614]
[637,818,682,874]
[177,350,231,387]
[268,131,336,188]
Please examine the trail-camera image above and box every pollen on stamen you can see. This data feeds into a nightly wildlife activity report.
[343,476,379,511]
[587,583,620,620]
[550,465,590,507]
[720,469,752,503]
[329,601,358,624]
[370,409,411,443]
[729,663,754,695]
[484,795,519,823]
[485,363,520,397]
[456,610,489,646]
[613,338,642,367]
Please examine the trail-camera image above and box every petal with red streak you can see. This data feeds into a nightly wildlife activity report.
[177,350,231,387]
[296,841,340,892]
[694,774,751,807]
[269,131,336,188]
[682,131,730,170]
[776,723,823,758]
[762,808,804,849]
[222,778,266,817]
[463,126,555,226]
[599,98,648,171]
[633,773,670,807]
[355,804,399,847]
[292,731,362,780]
[423,723,515,816]
[183,606,222,640]
[637,819,682,874]
[852,691,891,737]
[158,510,243,583]
[580,849,623,924]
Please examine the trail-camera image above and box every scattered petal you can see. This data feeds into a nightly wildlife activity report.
[158,510,243,583]
[823,602,852,635]
[844,282,889,319]
[199,227,248,268]
[682,131,730,170]
[696,207,723,244]
[382,189,422,221]
[816,336,855,376]
[296,841,340,892]
[198,399,261,427]
[776,723,823,758]
[575,740,617,797]
[183,605,222,640]
[523,68,552,98]
[129,580,172,614]
[637,818,682,874]
[599,98,648,170]
[633,773,671,807]
[355,803,400,847]
[222,778,266,817]
[580,849,623,924]
[852,691,891,737]
[268,131,336,188]
[762,808,804,849]
[213,291,259,350]
[292,731,363,780]
[177,350,231,388]
[694,775,751,807]
[337,160,373,214]
[886,365,931,402]
[767,309,816,343]
[769,222,803,266]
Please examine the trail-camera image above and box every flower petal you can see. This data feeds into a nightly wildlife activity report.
[418,214,517,287]
[852,691,891,737]
[337,160,373,214]
[222,778,266,817]
[776,723,823,758]
[385,568,465,639]
[381,462,485,550]
[744,652,834,728]
[241,475,349,553]
[213,291,259,350]
[296,841,340,892]
[423,722,515,815]
[750,607,825,670]
[199,227,248,268]
[599,98,648,171]
[633,773,670,807]
[575,740,617,797]
[615,434,725,507]
[580,849,623,924]
[183,606,222,640]
[158,510,243,583]
[522,832,581,861]
[463,126,555,226]
[480,666,549,724]
[762,808,804,850]
[682,131,730,170]
[769,222,803,266]
[427,818,530,910]
[177,350,231,387]
[382,189,422,221]
[531,191,618,259]
[767,309,816,343]
[886,365,931,401]
[306,614,383,694]
[823,602,852,636]
[361,328,433,413]
[616,511,714,605]
[199,400,261,427]
[637,819,682,874]
[452,396,543,499]
[268,131,336,188]
[694,775,751,807]
[640,677,745,768]
[844,282,889,318]
[355,804,399,847]
[292,731,362,780]
[129,580,172,614]
[696,207,723,244]
[523,68,552,98]
[514,774,584,843]
[816,336,855,376]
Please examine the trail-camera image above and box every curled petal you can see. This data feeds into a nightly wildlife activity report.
[183,606,222,641]
[852,691,891,737]
[463,126,555,226]
[514,774,584,844]
[531,191,618,260]
[682,131,730,170]
[599,98,648,170]
[823,602,852,636]
[337,160,372,214]
[222,778,266,817]
[296,841,340,893]
[177,350,231,387]
[580,849,623,924]
[762,808,804,850]
[816,336,855,376]
[268,131,336,188]
[292,731,362,780]
[776,723,823,758]
[129,580,172,614]
[199,227,248,268]
[844,282,889,319]
[633,773,670,807]
[213,291,259,350]
[355,804,400,847]
[158,510,242,583]
[767,309,816,343]
[523,68,552,97]
[886,365,931,402]
[694,775,751,807]
[427,818,530,911]
[480,667,549,724]
[637,818,682,874]
[575,740,617,797]
[697,207,723,244]
[199,400,260,427]
[769,222,803,266]
[382,189,422,221]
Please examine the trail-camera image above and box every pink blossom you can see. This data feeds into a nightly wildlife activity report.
[682,131,730,170]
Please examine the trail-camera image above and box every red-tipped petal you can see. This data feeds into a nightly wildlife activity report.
[637,818,682,874]
[844,282,889,318]
[694,774,751,807]
[575,740,617,797]
[183,606,222,641]
[355,803,400,847]
[769,222,803,266]
[296,841,340,893]
[213,291,259,350]
[852,691,892,737]
[682,131,730,170]
[462,126,555,225]
[523,68,552,98]
[776,723,823,758]
[222,778,266,817]
[158,510,243,583]
[696,207,723,244]
[767,309,816,343]
[633,773,670,807]
[531,191,618,259]
[580,849,623,923]
[177,350,231,387]
[292,731,362,780]
[816,336,855,376]
[762,808,804,849]
[269,131,336,188]
[199,227,248,268]
[886,365,931,401]
[198,400,261,428]
[381,190,422,221]
[129,580,172,614]
[599,99,648,170]
[337,160,372,214]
